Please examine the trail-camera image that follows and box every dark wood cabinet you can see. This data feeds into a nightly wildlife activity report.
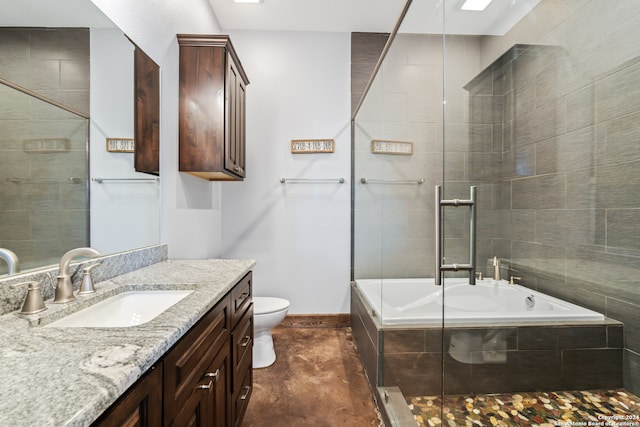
[94,272,253,427]
[133,46,160,175]
[230,273,253,425]
[164,294,230,425]
[92,362,163,427]
[171,340,231,427]
[177,34,249,181]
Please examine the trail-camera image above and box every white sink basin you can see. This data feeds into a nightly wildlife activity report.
[47,290,193,328]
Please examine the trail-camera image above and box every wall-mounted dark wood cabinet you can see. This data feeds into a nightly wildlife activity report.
[133,47,160,176]
[177,34,249,181]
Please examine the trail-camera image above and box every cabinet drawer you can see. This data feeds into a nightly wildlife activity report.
[232,304,253,393]
[164,295,230,424]
[233,364,252,427]
[230,272,252,328]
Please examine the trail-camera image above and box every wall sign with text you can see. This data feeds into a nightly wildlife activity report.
[106,138,135,153]
[290,139,334,154]
[371,140,413,155]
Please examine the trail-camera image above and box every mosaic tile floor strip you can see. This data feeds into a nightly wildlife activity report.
[407,389,640,427]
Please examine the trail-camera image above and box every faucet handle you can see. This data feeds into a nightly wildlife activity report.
[509,276,522,285]
[475,271,483,281]
[10,281,47,315]
[78,263,101,295]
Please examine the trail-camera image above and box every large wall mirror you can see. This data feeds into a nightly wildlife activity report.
[0,0,160,276]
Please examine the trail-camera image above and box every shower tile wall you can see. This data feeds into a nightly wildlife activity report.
[0,28,90,272]
[465,0,640,393]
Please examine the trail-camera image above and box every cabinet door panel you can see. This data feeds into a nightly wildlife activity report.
[209,341,231,427]
[224,56,244,178]
[134,47,160,175]
[170,383,207,427]
[164,295,230,424]
[92,362,162,427]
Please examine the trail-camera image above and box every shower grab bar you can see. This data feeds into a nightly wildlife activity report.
[279,177,345,184]
[91,177,160,183]
[360,178,425,185]
[435,185,477,286]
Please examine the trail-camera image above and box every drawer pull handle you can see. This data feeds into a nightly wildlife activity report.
[237,292,249,304]
[197,380,214,390]
[204,369,220,381]
[241,336,251,347]
[239,385,251,400]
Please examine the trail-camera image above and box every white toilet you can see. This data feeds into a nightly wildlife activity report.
[252,297,290,368]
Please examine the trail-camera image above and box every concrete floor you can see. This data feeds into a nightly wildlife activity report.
[243,327,383,427]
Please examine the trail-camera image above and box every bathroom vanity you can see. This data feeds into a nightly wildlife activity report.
[0,256,255,427]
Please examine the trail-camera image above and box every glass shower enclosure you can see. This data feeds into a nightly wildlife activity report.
[0,81,90,273]
[351,0,640,425]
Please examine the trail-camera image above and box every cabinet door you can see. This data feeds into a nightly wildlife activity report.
[209,340,231,427]
[164,296,230,424]
[224,55,246,179]
[134,46,160,175]
[92,362,162,427]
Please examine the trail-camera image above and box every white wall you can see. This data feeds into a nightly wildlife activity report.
[221,31,351,314]
[90,0,225,259]
[90,28,160,254]
[88,3,353,314]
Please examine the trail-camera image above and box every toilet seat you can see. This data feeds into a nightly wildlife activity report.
[253,297,289,315]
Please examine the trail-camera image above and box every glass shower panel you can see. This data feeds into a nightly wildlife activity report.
[0,84,89,273]
[440,0,640,425]
[352,0,447,424]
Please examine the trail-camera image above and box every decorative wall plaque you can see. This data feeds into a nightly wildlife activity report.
[371,140,413,155]
[290,139,334,154]
[106,138,135,153]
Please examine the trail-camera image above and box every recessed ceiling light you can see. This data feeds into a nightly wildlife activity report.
[460,0,493,11]
[233,0,262,3]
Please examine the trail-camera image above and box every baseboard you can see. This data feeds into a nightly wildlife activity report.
[277,314,351,329]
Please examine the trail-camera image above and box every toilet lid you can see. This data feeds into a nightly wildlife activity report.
[253,297,290,315]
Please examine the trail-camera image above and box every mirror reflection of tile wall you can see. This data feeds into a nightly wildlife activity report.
[0,28,89,273]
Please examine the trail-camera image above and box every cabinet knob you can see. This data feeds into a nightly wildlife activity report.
[234,166,244,173]
[241,335,251,347]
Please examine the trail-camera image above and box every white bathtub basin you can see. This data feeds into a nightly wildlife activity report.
[47,290,193,328]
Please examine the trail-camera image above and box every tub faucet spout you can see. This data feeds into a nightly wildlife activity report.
[0,248,19,276]
[53,247,101,303]
[493,256,501,281]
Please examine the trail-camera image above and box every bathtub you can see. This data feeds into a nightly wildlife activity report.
[355,277,605,325]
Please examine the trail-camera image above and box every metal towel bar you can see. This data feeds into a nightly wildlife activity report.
[435,185,477,286]
[5,177,83,183]
[91,177,159,183]
[360,178,424,185]
[279,178,345,184]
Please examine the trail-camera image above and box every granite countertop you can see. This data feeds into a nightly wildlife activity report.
[0,258,255,427]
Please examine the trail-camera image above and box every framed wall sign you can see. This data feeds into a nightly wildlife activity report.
[290,139,334,154]
[371,139,413,155]
[106,138,135,153]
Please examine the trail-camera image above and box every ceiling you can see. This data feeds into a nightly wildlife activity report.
[0,0,116,27]
[208,0,541,35]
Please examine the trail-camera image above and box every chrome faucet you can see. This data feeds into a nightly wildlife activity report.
[493,256,501,281]
[53,247,101,303]
[0,248,20,276]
